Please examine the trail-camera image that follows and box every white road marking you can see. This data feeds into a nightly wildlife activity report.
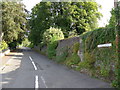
[29,56,47,88]
[35,75,39,89]
[29,56,37,70]
[41,76,48,88]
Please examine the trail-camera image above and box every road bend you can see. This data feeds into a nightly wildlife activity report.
[0,47,111,88]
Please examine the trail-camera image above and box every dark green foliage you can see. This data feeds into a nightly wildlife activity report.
[107,8,116,29]
[8,41,17,50]
[81,27,115,52]
[28,2,52,45]
[1,1,28,49]
[29,2,102,45]
[47,41,58,59]
[28,43,34,48]
[39,42,45,50]
[114,1,120,89]
[77,26,117,86]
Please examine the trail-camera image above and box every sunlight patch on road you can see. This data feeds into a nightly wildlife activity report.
[0,53,23,74]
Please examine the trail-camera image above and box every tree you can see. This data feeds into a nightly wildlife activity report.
[29,2,51,45]
[51,2,102,36]
[1,1,28,49]
[29,1,102,45]
[107,8,116,29]
[42,27,64,44]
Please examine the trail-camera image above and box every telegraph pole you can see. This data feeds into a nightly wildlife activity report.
[114,0,120,88]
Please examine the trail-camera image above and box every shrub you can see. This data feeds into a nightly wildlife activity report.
[0,40,8,51]
[43,27,64,44]
[85,52,95,68]
[56,47,68,63]
[65,53,80,67]
[72,42,80,54]
[100,66,110,77]
[77,52,95,70]
[47,41,58,59]
[77,61,90,70]
[28,43,34,48]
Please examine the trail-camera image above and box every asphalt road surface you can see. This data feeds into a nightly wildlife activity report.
[0,47,111,88]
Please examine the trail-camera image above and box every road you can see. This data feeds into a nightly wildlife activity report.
[0,48,111,88]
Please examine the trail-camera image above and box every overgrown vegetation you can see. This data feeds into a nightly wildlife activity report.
[79,27,117,86]
[39,26,117,87]
[43,27,64,44]
[56,47,68,63]
[29,1,102,45]
[1,1,28,49]
[47,41,58,59]
[0,41,8,51]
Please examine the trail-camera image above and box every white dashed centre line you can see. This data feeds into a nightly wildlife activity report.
[35,75,39,89]
[29,56,48,88]
[29,56,37,70]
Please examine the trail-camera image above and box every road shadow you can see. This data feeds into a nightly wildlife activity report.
[1,49,35,88]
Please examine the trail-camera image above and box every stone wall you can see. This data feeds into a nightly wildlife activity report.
[33,36,84,61]
[56,36,79,55]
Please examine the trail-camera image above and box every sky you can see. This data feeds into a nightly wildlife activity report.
[22,0,115,27]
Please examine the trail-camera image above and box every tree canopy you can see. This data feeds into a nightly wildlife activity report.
[29,1,102,45]
[1,1,28,48]
[108,1,120,30]
[42,27,64,44]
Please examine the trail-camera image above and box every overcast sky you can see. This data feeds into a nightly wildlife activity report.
[22,0,115,27]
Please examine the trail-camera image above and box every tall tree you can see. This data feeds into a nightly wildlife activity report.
[1,1,28,48]
[29,2,51,45]
[29,1,102,45]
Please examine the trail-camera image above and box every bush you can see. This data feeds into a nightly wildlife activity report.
[77,52,95,70]
[0,40,8,51]
[65,53,80,67]
[56,47,68,63]
[47,41,58,59]
[100,66,110,77]
[28,43,34,48]
[77,61,90,70]
[43,27,64,44]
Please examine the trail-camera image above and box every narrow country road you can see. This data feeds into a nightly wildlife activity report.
[0,48,111,88]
